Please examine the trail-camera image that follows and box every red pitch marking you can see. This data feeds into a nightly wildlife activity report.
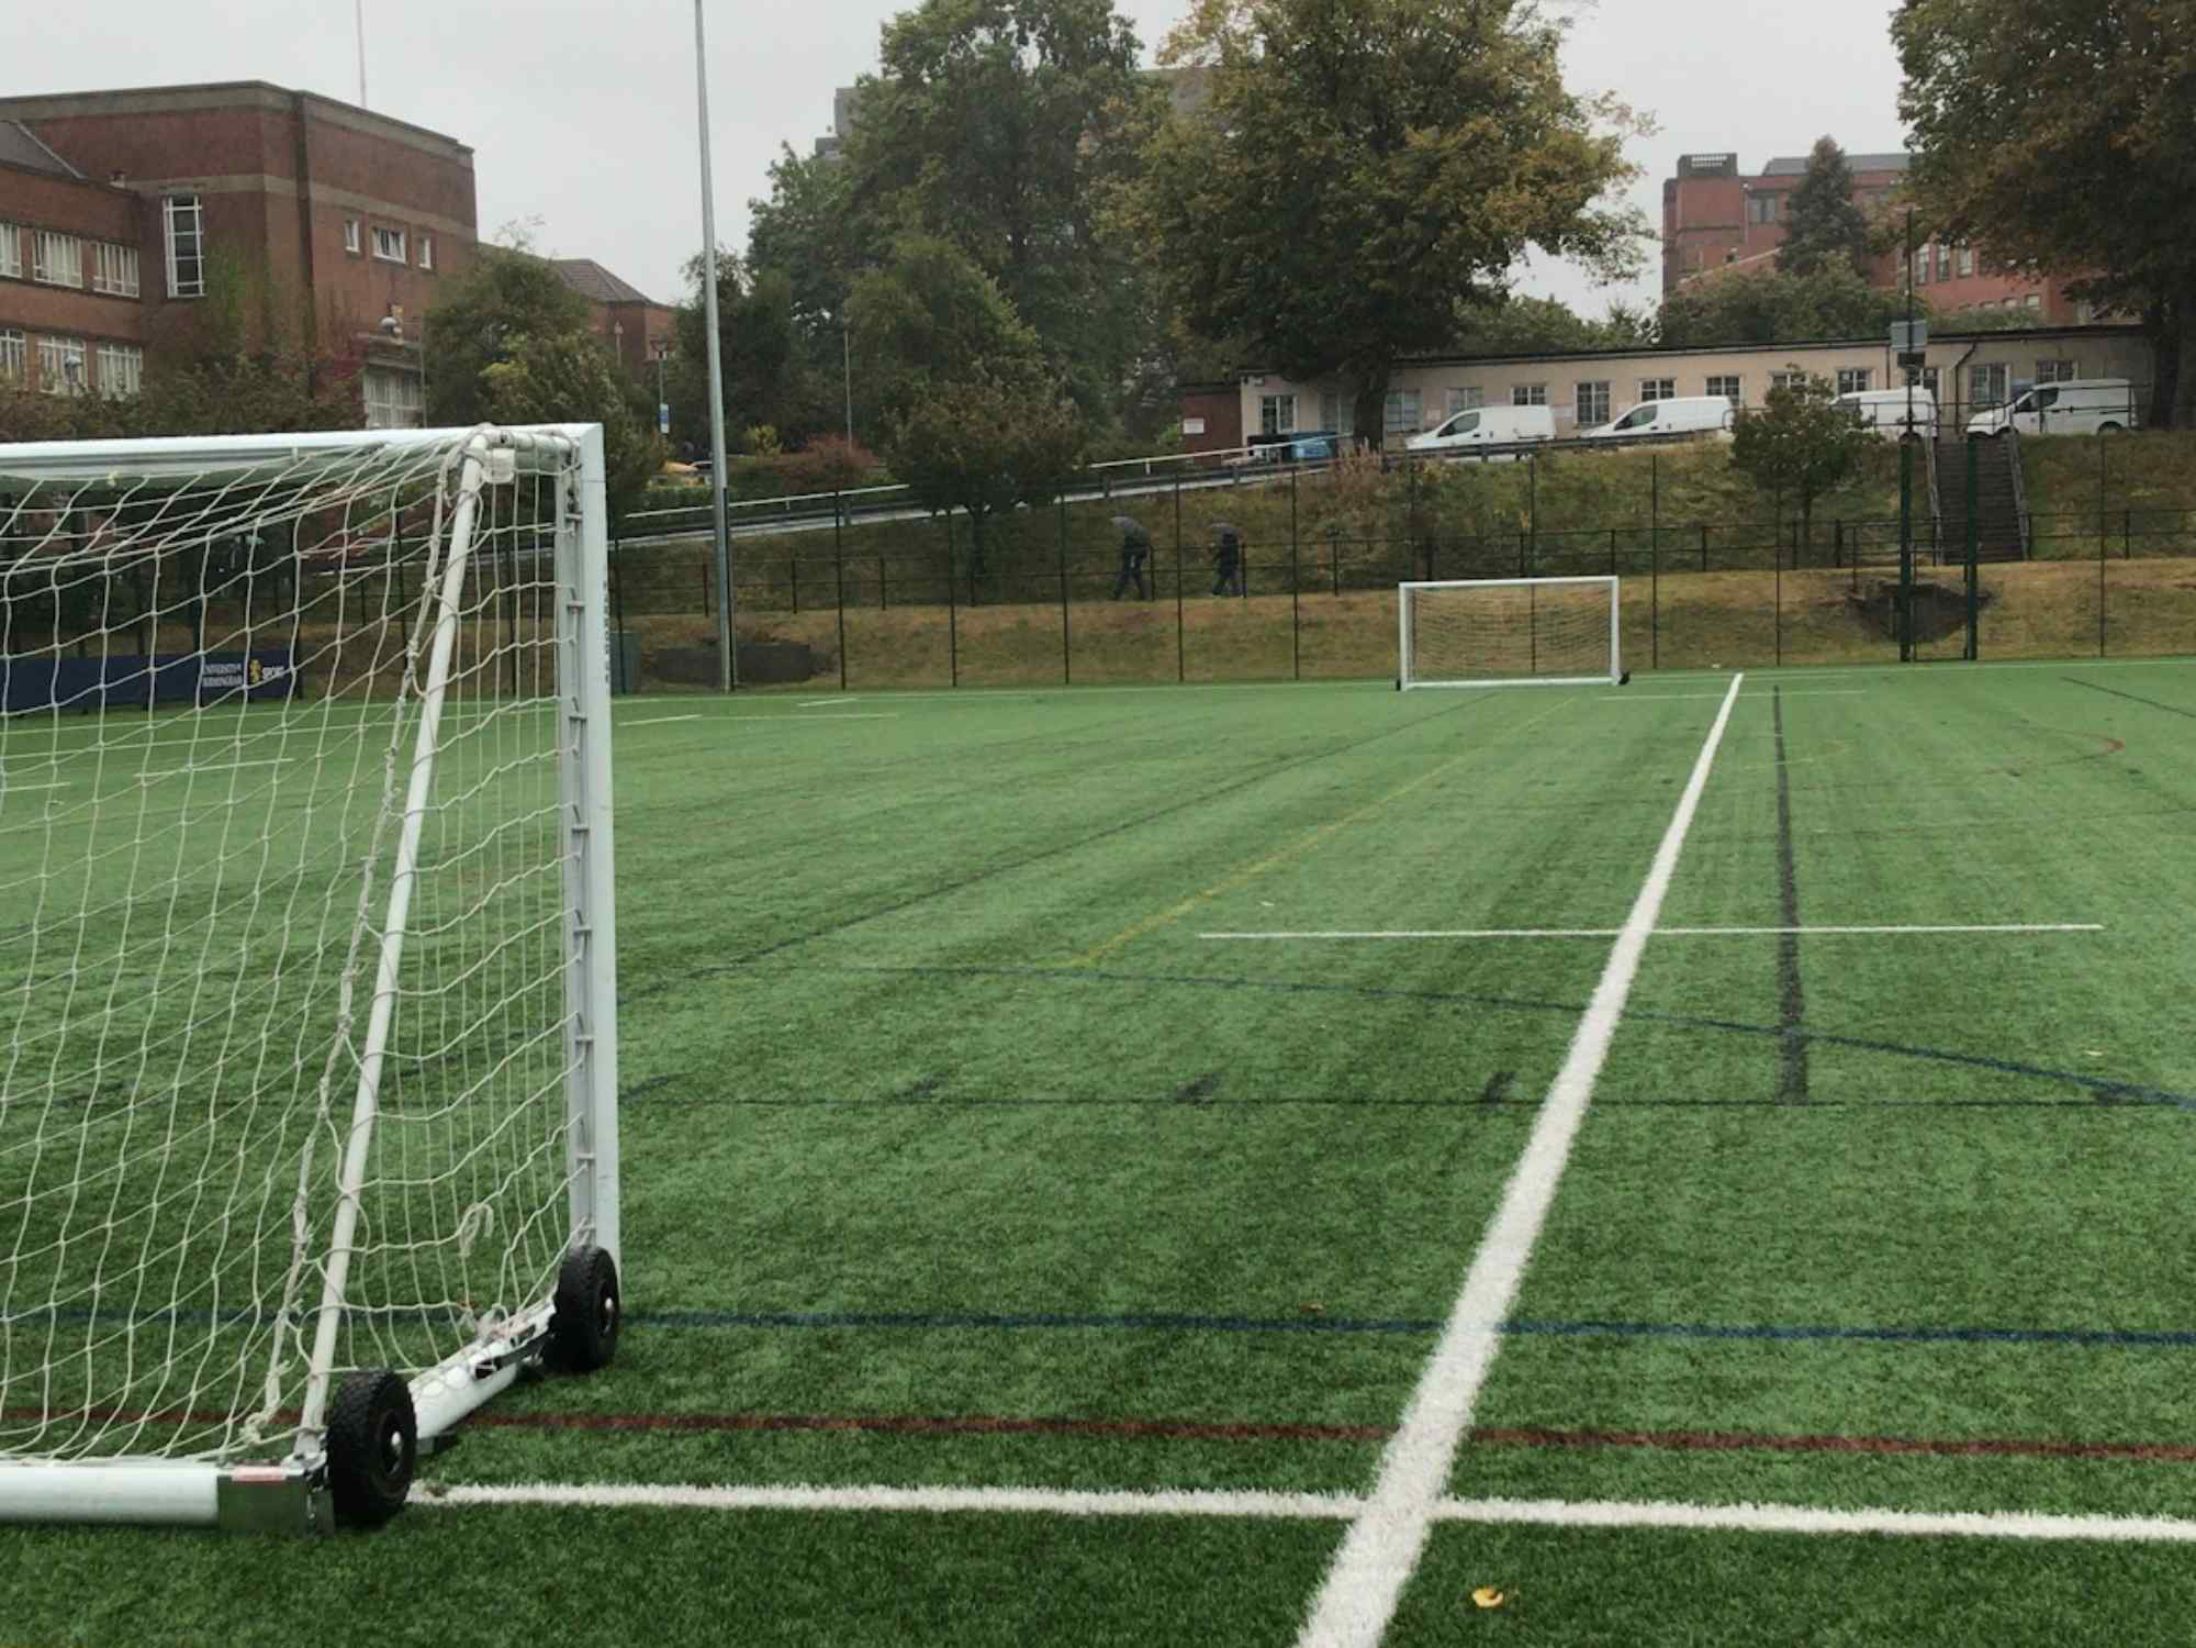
[1469,1426,2196,1464]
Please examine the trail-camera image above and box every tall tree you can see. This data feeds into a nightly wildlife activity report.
[839,0,1163,427]
[1778,138,1873,277]
[478,331,664,523]
[670,259,821,453]
[1139,0,1643,446]
[1895,0,2196,427]
[422,247,594,426]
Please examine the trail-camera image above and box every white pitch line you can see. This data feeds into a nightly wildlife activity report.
[1431,1496,2196,1546]
[798,697,858,707]
[424,1480,1360,1523]
[1199,924,2102,942]
[1602,690,1867,702]
[1295,671,1747,1648]
[0,780,72,793]
[621,714,705,727]
[135,757,293,780]
[417,1480,2196,1548]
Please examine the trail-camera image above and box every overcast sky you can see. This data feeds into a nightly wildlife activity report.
[4,0,1911,317]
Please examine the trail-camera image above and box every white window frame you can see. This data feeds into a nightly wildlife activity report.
[37,335,87,396]
[91,241,140,298]
[1512,384,1548,408]
[1259,394,1296,437]
[95,343,143,399]
[1836,367,1874,396]
[1770,371,1804,394]
[164,195,205,298]
[32,230,83,289]
[418,234,434,271]
[1574,381,1612,426]
[1444,386,1485,416]
[1970,363,2010,408]
[1383,389,1422,435]
[2035,359,2078,385]
[0,329,24,386]
[1704,375,1743,406]
[344,218,362,255]
[0,222,20,280]
[1957,245,1975,279]
[1640,378,1676,403]
[371,225,408,264]
[362,365,427,430]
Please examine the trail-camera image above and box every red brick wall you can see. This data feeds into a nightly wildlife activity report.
[1179,384,1241,454]
[0,165,150,391]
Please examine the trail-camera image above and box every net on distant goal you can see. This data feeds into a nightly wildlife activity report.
[1398,576,1622,689]
[0,426,619,1531]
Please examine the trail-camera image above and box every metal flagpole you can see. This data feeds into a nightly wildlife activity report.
[355,0,368,106]
[694,0,737,691]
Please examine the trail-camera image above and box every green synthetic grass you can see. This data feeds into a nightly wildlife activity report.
[6,663,2196,1643]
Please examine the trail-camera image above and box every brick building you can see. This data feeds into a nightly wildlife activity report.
[0,82,476,423]
[553,258,676,387]
[1662,151,2084,325]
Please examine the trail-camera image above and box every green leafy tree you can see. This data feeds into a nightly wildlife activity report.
[846,0,1163,425]
[1895,0,2196,427]
[1658,262,1915,349]
[848,236,1047,414]
[1139,0,1643,446]
[1450,295,1657,356]
[1778,138,1873,277]
[748,146,876,342]
[423,247,594,426]
[479,332,664,523]
[669,258,822,454]
[0,354,358,444]
[1731,372,1875,561]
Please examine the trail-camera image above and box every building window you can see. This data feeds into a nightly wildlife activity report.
[2036,359,2078,384]
[362,367,426,430]
[1937,243,1953,281]
[1640,378,1676,403]
[1957,245,1975,279]
[91,241,139,298]
[96,343,143,399]
[1920,367,1942,398]
[1705,375,1743,406]
[1383,390,1421,434]
[371,225,408,264]
[37,335,87,396]
[1913,247,1931,287]
[1970,363,2010,408]
[1445,386,1484,415]
[418,234,434,271]
[1512,384,1548,407]
[1836,368,1873,396]
[1575,381,1612,426]
[344,218,362,255]
[164,196,205,298]
[1746,193,1783,226]
[0,222,19,280]
[1770,371,1804,394]
[2024,294,2043,310]
[32,230,83,289]
[0,330,23,385]
[1259,394,1296,436]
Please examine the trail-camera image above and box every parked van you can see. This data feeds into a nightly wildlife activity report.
[1967,379,2140,438]
[1837,388,1939,442]
[1406,404,1557,457]
[1580,396,1736,442]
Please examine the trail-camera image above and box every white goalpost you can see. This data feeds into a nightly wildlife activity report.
[0,425,620,1532]
[1398,576,1623,690]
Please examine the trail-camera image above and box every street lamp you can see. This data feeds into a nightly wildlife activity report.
[652,338,672,441]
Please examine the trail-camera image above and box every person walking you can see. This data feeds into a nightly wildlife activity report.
[1110,514,1152,600]
[1210,521,1245,597]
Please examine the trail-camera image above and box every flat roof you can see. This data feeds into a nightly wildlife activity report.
[0,81,471,158]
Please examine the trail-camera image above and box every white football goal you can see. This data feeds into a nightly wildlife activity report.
[0,425,620,1531]
[1398,576,1622,689]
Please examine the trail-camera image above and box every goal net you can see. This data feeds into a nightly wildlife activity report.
[0,426,619,1529]
[1398,576,1621,689]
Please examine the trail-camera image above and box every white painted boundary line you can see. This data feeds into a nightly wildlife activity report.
[1295,671,1747,1648]
[426,1481,1359,1521]
[1199,924,2102,942]
[621,714,705,727]
[420,1480,2196,1548]
[1602,690,1866,702]
[799,697,858,707]
[136,757,294,780]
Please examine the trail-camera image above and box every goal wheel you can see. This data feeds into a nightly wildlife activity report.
[326,1369,416,1527]
[548,1245,621,1373]
[1619,671,1632,686]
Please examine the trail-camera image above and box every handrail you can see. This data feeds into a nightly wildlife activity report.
[2006,429,2032,560]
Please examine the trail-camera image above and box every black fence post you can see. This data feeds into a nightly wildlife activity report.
[833,493,849,692]
[1174,476,1186,684]
[789,555,800,615]
[879,555,888,611]
[1290,522,1302,680]
[1699,524,1709,574]
[1649,510,1660,672]
[946,512,959,687]
[1057,498,1071,686]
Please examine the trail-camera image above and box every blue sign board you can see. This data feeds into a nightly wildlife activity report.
[2,649,300,716]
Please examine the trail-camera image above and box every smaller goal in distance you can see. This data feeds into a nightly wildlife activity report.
[1398,576,1622,690]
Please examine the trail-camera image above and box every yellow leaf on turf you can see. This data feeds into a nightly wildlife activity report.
[1471,1587,1507,1610]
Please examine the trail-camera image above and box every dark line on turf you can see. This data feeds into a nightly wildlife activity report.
[742,959,2196,1112]
[627,696,1488,995]
[626,1307,2196,1351]
[1772,686,1808,1104]
[2062,676,2196,720]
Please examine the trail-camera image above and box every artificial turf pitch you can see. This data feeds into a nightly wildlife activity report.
[7,662,2196,1644]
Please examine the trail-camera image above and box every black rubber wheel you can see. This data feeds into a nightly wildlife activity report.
[326,1369,416,1527]
[2099,422,2125,435]
[1618,671,1632,686]
[548,1245,621,1373]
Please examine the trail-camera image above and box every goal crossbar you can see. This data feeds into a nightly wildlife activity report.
[1398,576,1621,689]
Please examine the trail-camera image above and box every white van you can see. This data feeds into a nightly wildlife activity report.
[1838,388,1939,442]
[1968,379,2140,438]
[1580,396,1735,442]
[1406,404,1557,456]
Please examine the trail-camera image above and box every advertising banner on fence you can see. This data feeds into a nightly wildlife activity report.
[1,649,299,716]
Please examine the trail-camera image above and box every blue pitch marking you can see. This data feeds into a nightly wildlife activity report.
[629,1307,2196,1350]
